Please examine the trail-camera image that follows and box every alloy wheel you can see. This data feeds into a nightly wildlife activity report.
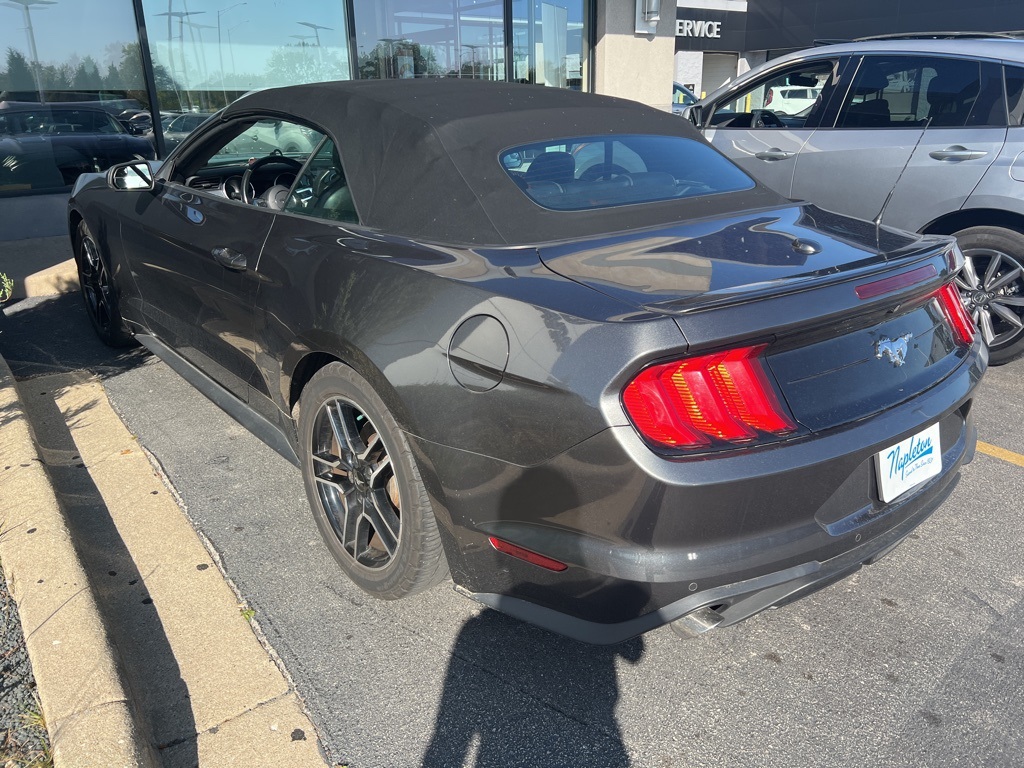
[310,397,401,570]
[955,248,1024,349]
[80,236,114,333]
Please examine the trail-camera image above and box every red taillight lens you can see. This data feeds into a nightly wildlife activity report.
[488,537,568,571]
[765,88,774,106]
[622,344,797,450]
[936,282,976,346]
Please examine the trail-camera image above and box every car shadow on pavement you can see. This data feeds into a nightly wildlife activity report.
[19,386,198,766]
[0,292,150,381]
[423,464,646,767]
[422,609,644,767]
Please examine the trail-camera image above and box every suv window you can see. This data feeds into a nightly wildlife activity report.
[1006,66,1024,125]
[709,59,839,129]
[836,56,1005,128]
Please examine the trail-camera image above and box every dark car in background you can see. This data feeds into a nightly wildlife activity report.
[69,80,983,643]
[161,112,215,152]
[0,101,154,194]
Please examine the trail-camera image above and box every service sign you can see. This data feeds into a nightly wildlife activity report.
[675,7,747,51]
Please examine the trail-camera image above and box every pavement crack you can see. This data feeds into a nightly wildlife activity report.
[155,690,296,751]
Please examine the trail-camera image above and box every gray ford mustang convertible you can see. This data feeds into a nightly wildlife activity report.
[68,80,985,644]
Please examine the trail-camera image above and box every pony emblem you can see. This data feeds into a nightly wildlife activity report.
[875,333,913,367]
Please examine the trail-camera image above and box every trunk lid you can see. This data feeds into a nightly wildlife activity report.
[538,204,940,313]
[539,203,971,434]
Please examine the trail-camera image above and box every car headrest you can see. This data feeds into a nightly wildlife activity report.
[927,71,979,108]
[525,151,575,185]
[851,69,891,94]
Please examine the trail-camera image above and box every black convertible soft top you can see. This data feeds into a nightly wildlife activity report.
[223,79,787,245]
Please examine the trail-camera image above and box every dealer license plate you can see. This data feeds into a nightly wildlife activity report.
[875,423,942,503]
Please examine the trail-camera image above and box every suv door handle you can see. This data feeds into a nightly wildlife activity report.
[929,146,988,162]
[754,148,795,161]
[212,246,247,271]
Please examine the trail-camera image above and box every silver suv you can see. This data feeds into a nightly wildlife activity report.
[688,35,1024,365]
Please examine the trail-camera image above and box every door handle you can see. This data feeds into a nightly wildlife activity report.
[754,148,795,161]
[928,145,988,162]
[211,246,247,271]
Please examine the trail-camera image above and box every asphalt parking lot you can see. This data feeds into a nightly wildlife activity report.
[3,291,1023,768]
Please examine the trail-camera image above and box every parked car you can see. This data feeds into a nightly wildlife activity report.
[765,84,821,114]
[671,82,698,115]
[69,80,983,644]
[0,101,155,193]
[686,36,1024,364]
[161,112,216,151]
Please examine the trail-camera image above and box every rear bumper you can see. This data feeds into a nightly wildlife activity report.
[410,346,983,644]
[458,466,961,645]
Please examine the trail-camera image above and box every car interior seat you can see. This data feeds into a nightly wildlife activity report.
[524,151,575,186]
[841,70,892,127]
[312,144,357,223]
[926,71,981,127]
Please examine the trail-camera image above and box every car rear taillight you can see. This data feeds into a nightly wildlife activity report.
[765,88,774,106]
[936,282,976,346]
[622,344,796,450]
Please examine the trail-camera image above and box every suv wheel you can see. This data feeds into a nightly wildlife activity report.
[953,226,1024,366]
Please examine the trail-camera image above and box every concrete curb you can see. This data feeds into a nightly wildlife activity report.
[0,353,154,767]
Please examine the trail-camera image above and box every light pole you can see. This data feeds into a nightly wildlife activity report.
[462,43,485,80]
[155,10,205,110]
[297,21,332,71]
[184,20,215,108]
[227,20,247,77]
[1,0,56,103]
[216,2,245,100]
[296,20,332,47]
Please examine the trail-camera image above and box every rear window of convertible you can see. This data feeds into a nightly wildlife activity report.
[500,134,755,211]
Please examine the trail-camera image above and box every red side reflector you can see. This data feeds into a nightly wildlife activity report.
[488,537,568,572]
[936,282,976,346]
[622,344,796,450]
[855,264,937,300]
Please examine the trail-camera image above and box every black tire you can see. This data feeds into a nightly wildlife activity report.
[953,226,1024,366]
[75,220,134,347]
[297,362,448,599]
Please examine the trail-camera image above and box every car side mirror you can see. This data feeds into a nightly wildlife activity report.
[108,161,155,191]
[680,104,702,126]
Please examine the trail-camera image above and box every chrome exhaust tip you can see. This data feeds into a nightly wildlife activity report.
[669,606,724,638]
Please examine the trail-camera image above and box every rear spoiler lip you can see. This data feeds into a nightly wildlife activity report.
[643,238,958,316]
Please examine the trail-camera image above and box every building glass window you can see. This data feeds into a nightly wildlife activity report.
[353,0,506,81]
[0,0,148,195]
[139,0,350,135]
[510,1,585,88]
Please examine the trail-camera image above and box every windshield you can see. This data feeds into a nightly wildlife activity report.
[500,134,754,212]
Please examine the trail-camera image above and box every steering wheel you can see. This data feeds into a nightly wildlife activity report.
[580,163,631,182]
[751,109,785,129]
[314,167,341,196]
[241,152,303,205]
